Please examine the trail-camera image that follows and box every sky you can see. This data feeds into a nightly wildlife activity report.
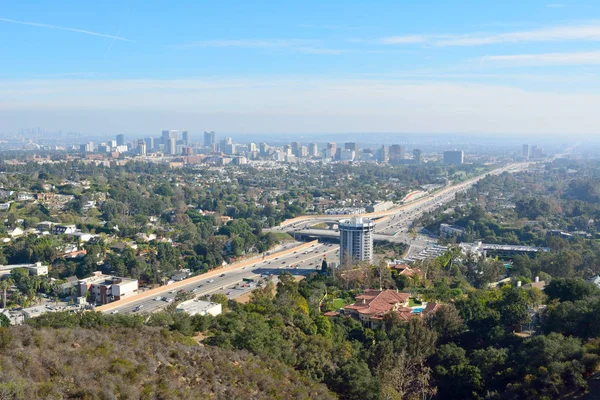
[2,1,600,137]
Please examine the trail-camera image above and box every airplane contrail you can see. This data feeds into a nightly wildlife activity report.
[0,16,134,42]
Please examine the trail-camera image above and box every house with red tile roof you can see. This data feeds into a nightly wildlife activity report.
[388,263,425,279]
[343,289,410,329]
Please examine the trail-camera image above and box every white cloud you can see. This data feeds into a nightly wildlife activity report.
[380,24,600,46]
[480,51,600,66]
[0,16,133,42]
[2,77,600,135]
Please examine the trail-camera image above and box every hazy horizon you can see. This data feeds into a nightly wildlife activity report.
[3,1,600,136]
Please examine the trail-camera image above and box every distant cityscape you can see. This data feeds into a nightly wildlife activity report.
[66,130,547,167]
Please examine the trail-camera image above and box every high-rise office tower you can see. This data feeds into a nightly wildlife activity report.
[182,146,193,156]
[340,149,355,161]
[259,143,269,156]
[219,137,232,153]
[290,142,301,157]
[389,145,405,164]
[339,217,374,264]
[161,130,170,145]
[116,134,125,146]
[144,137,154,152]
[300,146,308,158]
[443,150,464,165]
[308,142,318,157]
[344,142,359,152]
[522,144,530,160]
[249,143,257,152]
[327,142,337,158]
[182,131,189,146]
[204,131,215,148]
[168,137,177,155]
[138,141,146,156]
[413,149,422,164]
[379,145,389,163]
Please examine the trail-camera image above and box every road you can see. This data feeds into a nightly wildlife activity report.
[278,162,531,241]
[272,162,529,231]
[102,242,340,314]
[100,162,531,315]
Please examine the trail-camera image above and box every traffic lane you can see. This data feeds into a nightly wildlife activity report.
[109,243,336,314]
[118,269,264,314]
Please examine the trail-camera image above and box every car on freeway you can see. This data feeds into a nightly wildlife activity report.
[220,273,226,277]
[111,310,119,314]
[226,291,232,295]
[154,296,162,301]
[207,279,215,283]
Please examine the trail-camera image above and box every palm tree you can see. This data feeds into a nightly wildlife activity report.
[0,278,14,309]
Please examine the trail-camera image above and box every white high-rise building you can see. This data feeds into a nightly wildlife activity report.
[339,217,374,264]
[168,137,176,155]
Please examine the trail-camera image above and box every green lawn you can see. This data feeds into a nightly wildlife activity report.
[408,298,422,307]
[333,298,346,309]
[270,232,294,241]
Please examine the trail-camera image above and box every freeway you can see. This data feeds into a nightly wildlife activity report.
[276,162,530,235]
[100,241,340,314]
[273,162,530,231]
[283,162,532,257]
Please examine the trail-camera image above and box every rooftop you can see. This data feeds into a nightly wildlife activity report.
[344,289,410,316]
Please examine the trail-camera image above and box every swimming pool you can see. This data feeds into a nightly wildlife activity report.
[412,307,425,313]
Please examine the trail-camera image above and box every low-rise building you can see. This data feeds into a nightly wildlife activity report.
[440,223,466,237]
[7,227,24,238]
[388,263,425,279]
[176,299,222,316]
[0,262,49,277]
[77,271,138,305]
[17,193,35,202]
[459,242,550,258]
[51,224,77,235]
[342,289,411,329]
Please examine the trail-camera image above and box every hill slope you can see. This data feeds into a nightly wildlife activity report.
[0,325,336,400]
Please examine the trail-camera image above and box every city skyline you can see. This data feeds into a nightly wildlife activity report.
[3,1,600,135]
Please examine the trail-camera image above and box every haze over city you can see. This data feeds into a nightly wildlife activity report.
[3,1,600,135]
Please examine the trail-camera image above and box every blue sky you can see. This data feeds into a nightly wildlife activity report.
[2,1,600,136]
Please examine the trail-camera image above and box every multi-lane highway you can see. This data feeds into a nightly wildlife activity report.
[280,162,532,256]
[273,162,529,231]
[99,242,340,314]
[99,162,531,315]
